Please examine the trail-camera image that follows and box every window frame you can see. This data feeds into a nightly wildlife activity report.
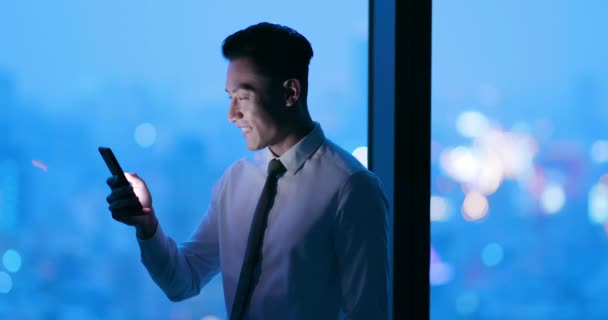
[369,0,432,318]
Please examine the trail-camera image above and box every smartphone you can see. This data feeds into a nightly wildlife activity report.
[98,146,130,187]
[99,146,144,212]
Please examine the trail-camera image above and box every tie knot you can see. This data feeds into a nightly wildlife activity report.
[267,159,286,177]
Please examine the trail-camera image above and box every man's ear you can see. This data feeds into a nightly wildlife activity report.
[282,79,301,107]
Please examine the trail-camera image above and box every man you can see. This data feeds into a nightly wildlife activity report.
[106,22,389,320]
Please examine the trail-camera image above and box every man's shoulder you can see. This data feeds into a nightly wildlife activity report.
[318,140,386,191]
[221,154,261,177]
[315,141,387,210]
[316,139,368,178]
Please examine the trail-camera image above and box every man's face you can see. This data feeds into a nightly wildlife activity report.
[225,57,284,151]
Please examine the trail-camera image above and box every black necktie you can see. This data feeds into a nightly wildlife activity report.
[230,159,286,320]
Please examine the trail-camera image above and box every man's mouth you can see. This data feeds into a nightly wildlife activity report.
[241,127,252,134]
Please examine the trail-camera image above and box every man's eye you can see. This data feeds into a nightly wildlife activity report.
[227,95,248,101]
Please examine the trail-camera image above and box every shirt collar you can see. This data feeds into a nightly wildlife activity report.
[258,122,325,174]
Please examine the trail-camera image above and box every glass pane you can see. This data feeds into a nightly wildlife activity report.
[0,1,368,318]
[431,1,608,318]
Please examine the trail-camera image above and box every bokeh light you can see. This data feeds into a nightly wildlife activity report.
[430,195,451,222]
[0,272,13,294]
[430,261,454,286]
[440,146,480,183]
[430,246,440,264]
[430,246,453,286]
[476,129,537,179]
[31,159,48,172]
[540,184,566,215]
[589,183,608,225]
[455,291,479,316]
[134,122,157,148]
[590,140,608,164]
[471,151,504,195]
[2,249,22,273]
[440,119,537,198]
[352,146,368,168]
[481,243,504,267]
[462,192,489,221]
[456,110,490,138]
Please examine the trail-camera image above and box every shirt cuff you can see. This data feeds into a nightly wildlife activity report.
[137,223,169,264]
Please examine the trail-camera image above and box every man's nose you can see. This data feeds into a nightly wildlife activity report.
[228,99,243,122]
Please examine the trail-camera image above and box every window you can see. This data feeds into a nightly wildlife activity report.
[432,1,608,318]
[0,1,369,318]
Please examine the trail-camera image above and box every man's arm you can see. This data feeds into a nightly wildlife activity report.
[137,200,221,302]
[333,170,390,320]
[106,172,222,302]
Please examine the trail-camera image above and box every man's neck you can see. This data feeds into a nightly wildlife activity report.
[268,118,315,157]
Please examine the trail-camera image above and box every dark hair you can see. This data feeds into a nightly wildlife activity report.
[222,22,314,103]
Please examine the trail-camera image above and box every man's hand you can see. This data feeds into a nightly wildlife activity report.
[106,172,158,239]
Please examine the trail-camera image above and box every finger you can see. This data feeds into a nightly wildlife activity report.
[111,206,153,224]
[108,197,142,213]
[126,172,139,178]
[112,207,151,220]
[106,176,129,189]
[111,209,144,220]
[106,186,136,204]
[112,211,140,224]
[106,176,119,188]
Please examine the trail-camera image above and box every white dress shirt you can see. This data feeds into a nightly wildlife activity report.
[137,123,389,320]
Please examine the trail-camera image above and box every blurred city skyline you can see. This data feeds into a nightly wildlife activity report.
[0,1,369,319]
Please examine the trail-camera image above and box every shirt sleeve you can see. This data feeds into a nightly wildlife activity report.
[333,170,390,320]
[137,178,224,302]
